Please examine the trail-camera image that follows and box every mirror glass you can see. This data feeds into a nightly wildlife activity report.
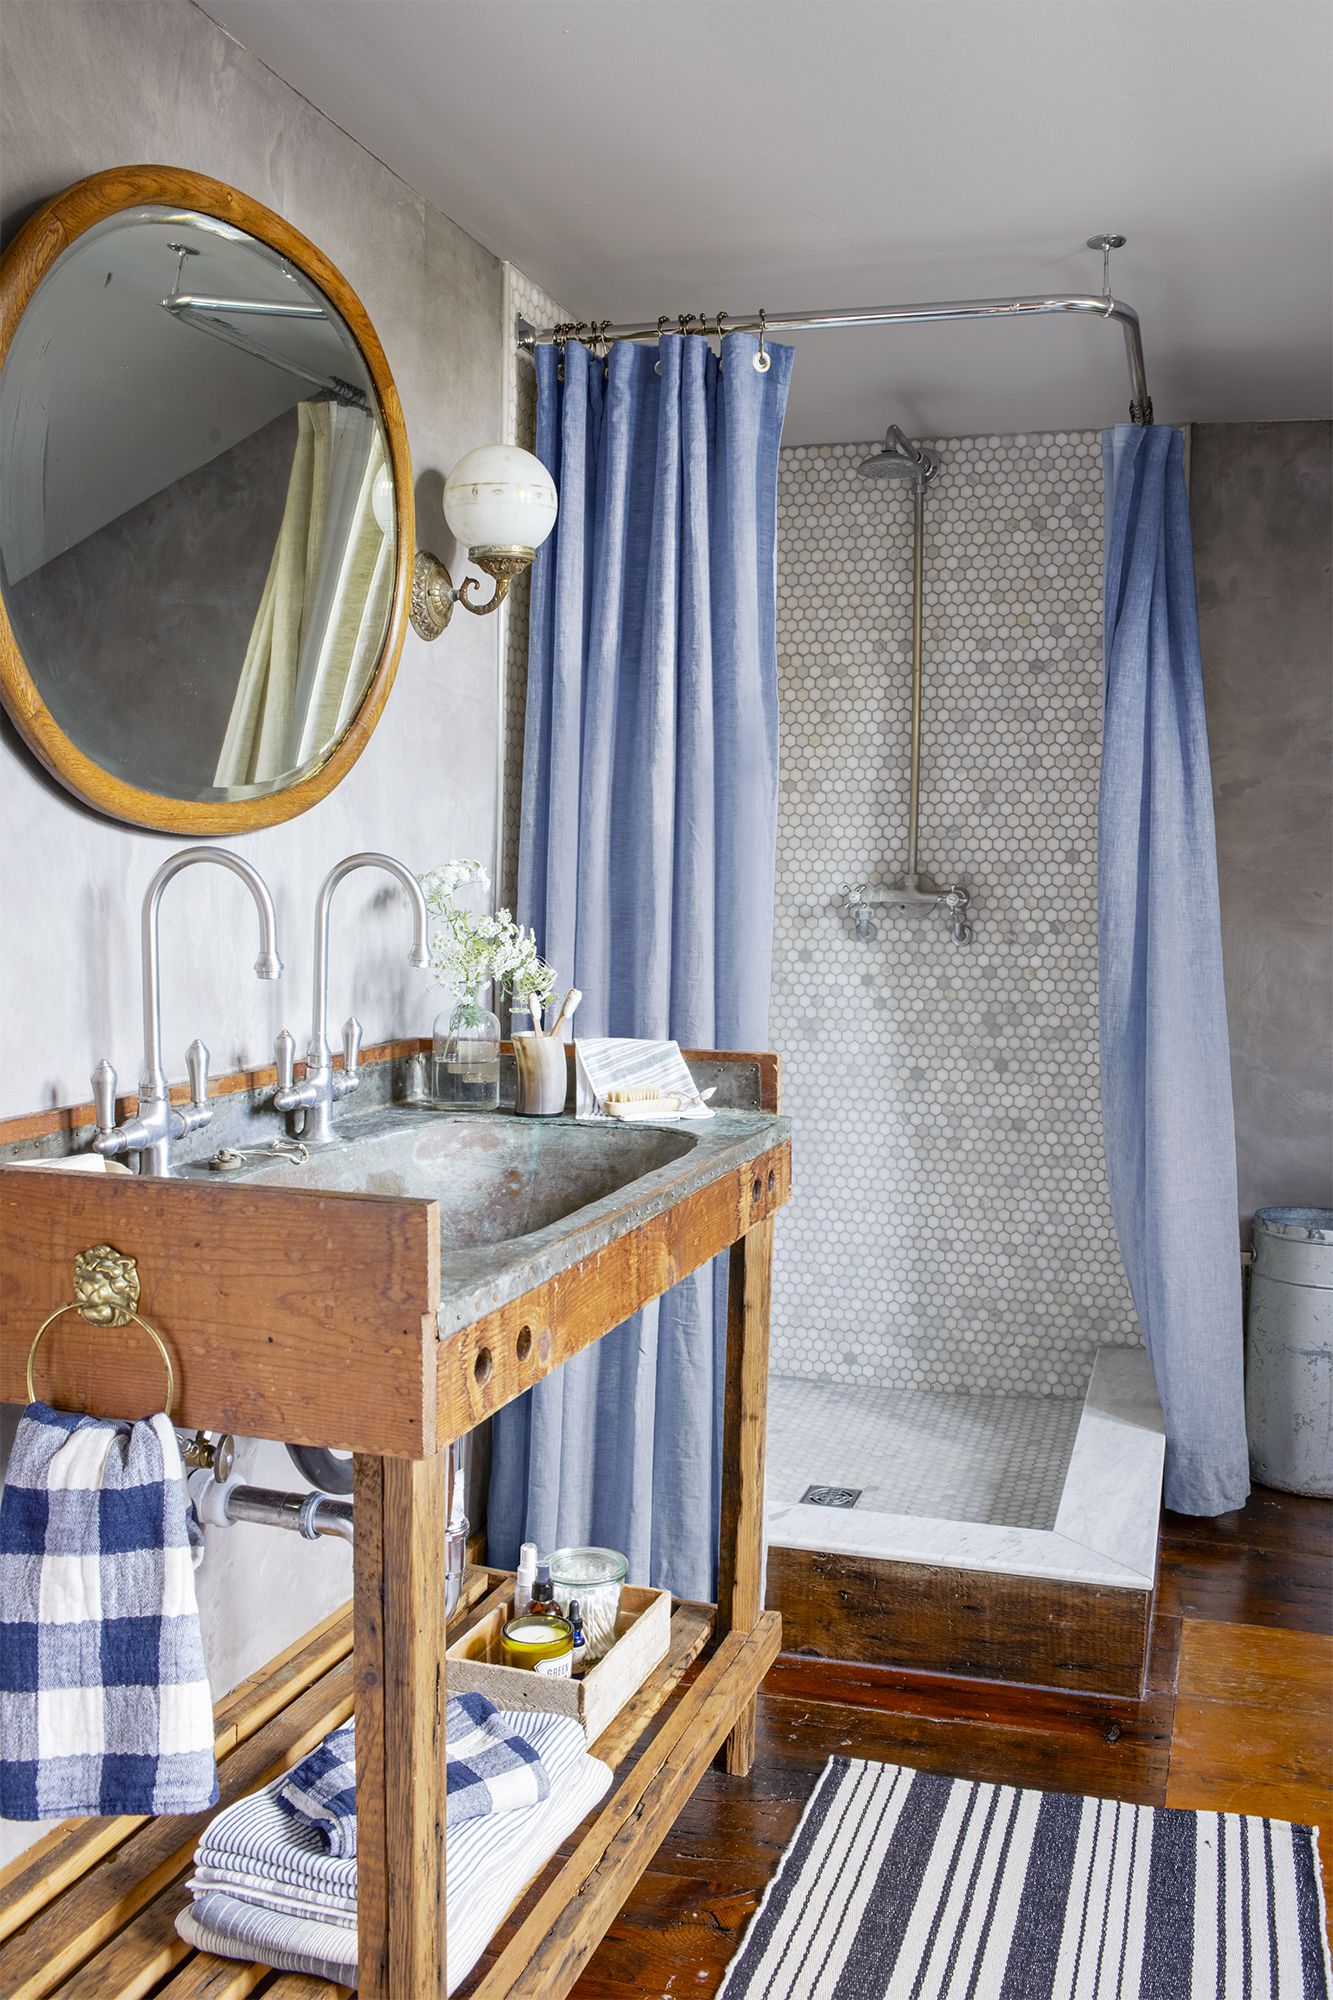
[0,205,397,804]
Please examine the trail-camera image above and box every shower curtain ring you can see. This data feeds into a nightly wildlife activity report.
[753,308,771,373]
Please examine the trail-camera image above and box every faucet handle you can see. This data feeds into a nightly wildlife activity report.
[341,1016,363,1084]
[274,1028,296,1094]
[186,1038,210,1109]
[175,1038,213,1140]
[92,1059,118,1136]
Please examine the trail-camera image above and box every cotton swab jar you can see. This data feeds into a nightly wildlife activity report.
[545,1546,628,1662]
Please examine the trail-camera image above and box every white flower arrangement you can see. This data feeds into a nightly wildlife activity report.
[419,860,556,1006]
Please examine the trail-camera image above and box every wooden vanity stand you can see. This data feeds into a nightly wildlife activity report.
[0,1047,790,2000]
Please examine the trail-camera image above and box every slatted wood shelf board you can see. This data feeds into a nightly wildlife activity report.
[0,1573,779,2000]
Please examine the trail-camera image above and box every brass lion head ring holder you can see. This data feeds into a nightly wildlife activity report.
[26,1244,175,1418]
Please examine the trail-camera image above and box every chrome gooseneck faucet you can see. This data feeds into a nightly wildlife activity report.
[93,847,283,1176]
[273,852,429,1147]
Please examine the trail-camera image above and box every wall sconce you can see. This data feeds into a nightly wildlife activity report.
[410,444,558,641]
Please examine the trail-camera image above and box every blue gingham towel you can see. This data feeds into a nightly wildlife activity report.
[274,1693,550,1854]
[274,1720,358,1855]
[0,1402,216,1818]
[444,1691,551,1826]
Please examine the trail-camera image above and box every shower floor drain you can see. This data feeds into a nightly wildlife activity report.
[800,1484,862,1509]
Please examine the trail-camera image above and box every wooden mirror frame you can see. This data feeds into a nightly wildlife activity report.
[0,164,415,834]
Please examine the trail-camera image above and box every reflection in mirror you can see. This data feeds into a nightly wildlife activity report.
[0,206,396,804]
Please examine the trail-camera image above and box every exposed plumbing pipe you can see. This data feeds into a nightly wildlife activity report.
[189,1470,354,1542]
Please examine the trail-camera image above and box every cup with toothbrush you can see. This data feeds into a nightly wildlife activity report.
[513,984,581,1116]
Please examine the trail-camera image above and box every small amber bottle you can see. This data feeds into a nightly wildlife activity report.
[568,1600,588,1679]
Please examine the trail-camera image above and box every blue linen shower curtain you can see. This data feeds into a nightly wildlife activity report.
[488,331,794,1599]
[1099,423,1250,1515]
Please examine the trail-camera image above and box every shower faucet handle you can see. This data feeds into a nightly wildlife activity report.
[842,884,876,942]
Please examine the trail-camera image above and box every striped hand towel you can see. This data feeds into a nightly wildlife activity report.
[178,1709,611,1994]
[574,1038,714,1121]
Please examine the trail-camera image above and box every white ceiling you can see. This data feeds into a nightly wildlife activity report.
[198,0,1333,443]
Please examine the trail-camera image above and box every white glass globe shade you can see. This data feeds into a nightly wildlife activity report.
[370,463,395,536]
[443,444,558,554]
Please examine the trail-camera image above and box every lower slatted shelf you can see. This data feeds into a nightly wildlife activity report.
[0,1573,778,2000]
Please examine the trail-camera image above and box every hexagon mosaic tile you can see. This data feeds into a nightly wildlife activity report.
[766,1377,1084,1530]
[770,432,1140,1399]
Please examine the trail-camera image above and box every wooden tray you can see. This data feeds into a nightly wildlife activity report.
[446,1583,671,1743]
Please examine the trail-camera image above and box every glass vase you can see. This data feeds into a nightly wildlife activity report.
[432,992,501,1111]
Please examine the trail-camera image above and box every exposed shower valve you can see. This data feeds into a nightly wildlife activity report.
[842,885,876,942]
[843,878,973,945]
[943,884,973,947]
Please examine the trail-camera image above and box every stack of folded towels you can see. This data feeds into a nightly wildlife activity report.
[176,1693,611,1992]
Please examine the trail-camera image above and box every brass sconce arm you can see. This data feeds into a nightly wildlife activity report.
[410,545,537,641]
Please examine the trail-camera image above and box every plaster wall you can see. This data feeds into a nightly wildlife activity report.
[1192,420,1333,1234]
[0,0,506,1864]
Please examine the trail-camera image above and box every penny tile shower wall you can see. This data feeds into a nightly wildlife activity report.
[771,433,1139,1397]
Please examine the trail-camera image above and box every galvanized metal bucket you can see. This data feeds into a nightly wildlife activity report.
[1245,1207,1333,1496]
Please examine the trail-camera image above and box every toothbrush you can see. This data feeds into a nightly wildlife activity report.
[547,987,582,1038]
[528,991,544,1034]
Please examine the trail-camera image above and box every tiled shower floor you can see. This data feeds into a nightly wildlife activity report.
[765,1374,1085,1532]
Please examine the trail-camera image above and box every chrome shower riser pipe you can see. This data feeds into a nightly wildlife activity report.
[907,475,925,880]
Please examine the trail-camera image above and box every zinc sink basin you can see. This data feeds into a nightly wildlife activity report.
[191,1101,787,1342]
[233,1106,697,1248]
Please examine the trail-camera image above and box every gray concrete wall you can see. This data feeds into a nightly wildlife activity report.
[14,408,299,796]
[1191,421,1333,1236]
[0,0,505,1863]
[0,0,504,1123]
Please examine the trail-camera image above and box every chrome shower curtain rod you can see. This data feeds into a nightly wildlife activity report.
[517,291,1153,424]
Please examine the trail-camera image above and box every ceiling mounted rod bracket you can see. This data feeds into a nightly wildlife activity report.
[1086,232,1128,304]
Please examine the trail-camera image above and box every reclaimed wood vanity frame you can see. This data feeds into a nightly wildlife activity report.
[0,1045,789,1999]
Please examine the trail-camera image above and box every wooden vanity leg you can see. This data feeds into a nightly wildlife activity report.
[354,1448,451,1999]
[715,1214,775,1777]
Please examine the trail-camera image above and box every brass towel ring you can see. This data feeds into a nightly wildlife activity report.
[25,1244,176,1418]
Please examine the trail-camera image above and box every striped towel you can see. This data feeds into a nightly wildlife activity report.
[574,1037,714,1121]
[0,1403,215,1819]
[274,1695,549,1853]
[178,1710,611,1994]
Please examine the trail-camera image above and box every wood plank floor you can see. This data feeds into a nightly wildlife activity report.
[575,1486,1333,1998]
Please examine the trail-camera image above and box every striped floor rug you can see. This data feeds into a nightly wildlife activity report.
[719,1758,1331,1999]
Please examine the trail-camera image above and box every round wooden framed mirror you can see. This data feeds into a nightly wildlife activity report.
[0,165,414,833]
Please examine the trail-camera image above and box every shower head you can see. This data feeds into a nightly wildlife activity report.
[857,425,940,486]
